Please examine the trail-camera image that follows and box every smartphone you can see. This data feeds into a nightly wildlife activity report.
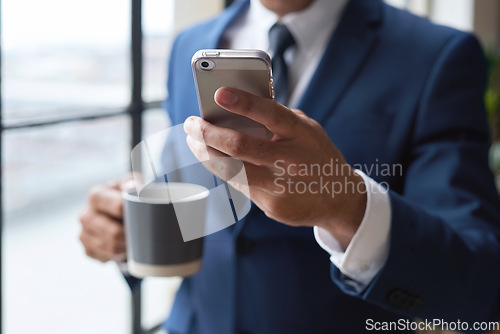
[192,49,274,139]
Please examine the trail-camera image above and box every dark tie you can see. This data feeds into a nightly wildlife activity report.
[269,23,296,105]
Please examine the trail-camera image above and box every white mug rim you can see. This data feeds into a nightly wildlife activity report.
[122,182,209,204]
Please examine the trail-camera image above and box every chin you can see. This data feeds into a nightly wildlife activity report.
[259,0,315,16]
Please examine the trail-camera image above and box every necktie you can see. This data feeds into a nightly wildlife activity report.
[268,23,296,105]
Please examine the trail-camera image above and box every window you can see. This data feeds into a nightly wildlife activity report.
[2,0,131,122]
[0,0,189,332]
[385,0,474,31]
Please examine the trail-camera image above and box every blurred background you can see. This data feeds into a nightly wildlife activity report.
[1,0,499,333]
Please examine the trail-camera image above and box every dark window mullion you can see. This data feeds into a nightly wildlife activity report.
[130,0,144,150]
[129,0,145,334]
[1,100,161,131]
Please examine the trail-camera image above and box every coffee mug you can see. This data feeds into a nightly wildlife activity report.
[122,182,209,278]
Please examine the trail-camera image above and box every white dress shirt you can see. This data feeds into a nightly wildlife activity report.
[223,0,392,291]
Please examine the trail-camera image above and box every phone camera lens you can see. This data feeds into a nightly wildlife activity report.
[199,59,214,71]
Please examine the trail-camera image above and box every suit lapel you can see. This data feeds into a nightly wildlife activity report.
[297,0,383,124]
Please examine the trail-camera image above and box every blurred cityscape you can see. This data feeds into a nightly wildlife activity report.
[3,35,170,217]
[2,0,179,332]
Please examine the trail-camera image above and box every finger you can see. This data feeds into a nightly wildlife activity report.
[291,108,307,118]
[187,134,247,181]
[79,209,126,248]
[229,182,276,212]
[186,135,282,215]
[214,87,300,138]
[120,178,136,192]
[227,178,270,200]
[80,231,122,262]
[184,117,279,166]
[187,135,277,192]
[79,214,127,257]
[80,231,126,262]
[227,161,281,195]
[186,133,215,162]
[80,231,107,262]
[85,224,127,255]
[88,186,123,219]
[84,248,109,263]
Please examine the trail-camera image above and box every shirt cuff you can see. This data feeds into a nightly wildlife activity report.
[314,170,391,290]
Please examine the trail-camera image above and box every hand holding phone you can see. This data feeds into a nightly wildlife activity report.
[192,49,274,139]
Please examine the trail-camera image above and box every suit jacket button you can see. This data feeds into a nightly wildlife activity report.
[408,297,423,311]
[387,289,405,306]
[387,289,422,312]
[236,237,254,255]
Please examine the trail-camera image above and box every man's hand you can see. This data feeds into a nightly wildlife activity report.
[184,87,367,249]
[79,175,134,263]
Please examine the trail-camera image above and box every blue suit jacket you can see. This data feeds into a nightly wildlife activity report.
[163,0,500,333]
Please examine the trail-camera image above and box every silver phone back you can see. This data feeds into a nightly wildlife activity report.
[192,50,273,139]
